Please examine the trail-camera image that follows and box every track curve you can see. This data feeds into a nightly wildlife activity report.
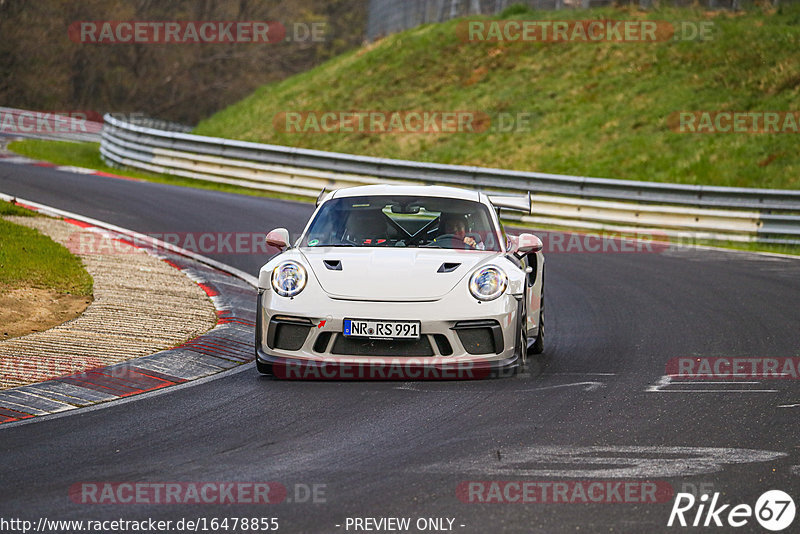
[1,160,799,533]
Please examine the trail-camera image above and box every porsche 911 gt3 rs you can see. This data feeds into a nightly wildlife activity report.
[255,184,544,379]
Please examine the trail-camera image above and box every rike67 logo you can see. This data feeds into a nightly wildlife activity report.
[668,490,795,531]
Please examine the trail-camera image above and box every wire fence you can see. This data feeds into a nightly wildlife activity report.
[366,0,781,40]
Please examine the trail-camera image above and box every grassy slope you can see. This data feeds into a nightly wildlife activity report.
[0,201,93,296]
[195,4,800,190]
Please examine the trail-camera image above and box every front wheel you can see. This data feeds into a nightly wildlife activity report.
[513,298,528,375]
[530,295,545,355]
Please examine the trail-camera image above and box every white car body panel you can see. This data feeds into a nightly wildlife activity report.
[299,247,495,301]
[256,184,545,378]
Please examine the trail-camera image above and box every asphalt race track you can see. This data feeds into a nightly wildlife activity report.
[1,161,799,533]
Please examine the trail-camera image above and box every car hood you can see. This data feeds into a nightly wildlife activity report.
[299,247,497,301]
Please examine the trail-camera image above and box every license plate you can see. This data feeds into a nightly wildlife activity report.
[343,319,420,339]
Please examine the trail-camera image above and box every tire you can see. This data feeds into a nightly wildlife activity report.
[514,297,528,375]
[530,295,545,355]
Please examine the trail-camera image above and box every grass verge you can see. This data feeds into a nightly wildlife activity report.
[0,201,93,296]
[0,201,40,217]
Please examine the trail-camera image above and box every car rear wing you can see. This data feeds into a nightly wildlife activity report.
[487,192,532,215]
[316,187,335,207]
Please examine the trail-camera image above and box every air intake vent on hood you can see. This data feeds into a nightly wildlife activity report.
[437,262,461,273]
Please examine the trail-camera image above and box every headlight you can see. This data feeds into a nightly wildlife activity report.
[469,266,508,301]
[271,261,307,297]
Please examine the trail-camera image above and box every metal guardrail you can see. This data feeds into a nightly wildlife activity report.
[0,107,103,143]
[100,113,800,245]
[107,114,192,134]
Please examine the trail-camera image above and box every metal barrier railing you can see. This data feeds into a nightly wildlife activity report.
[0,107,103,143]
[100,113,800,245]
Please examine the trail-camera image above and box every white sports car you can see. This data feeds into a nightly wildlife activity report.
[255,184,544,379]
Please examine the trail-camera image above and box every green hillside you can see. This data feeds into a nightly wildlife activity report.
[195,4,800,189]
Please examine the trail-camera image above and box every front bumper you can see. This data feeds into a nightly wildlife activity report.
[254,288,522,379]
[255,348,520,379]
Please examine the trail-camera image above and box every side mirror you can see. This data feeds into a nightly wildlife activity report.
[514,233,543,256]
[266,228,290,250]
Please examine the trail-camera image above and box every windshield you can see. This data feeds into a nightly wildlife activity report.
[302,195,501,251]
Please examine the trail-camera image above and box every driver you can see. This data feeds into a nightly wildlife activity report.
[439,214,484,250]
